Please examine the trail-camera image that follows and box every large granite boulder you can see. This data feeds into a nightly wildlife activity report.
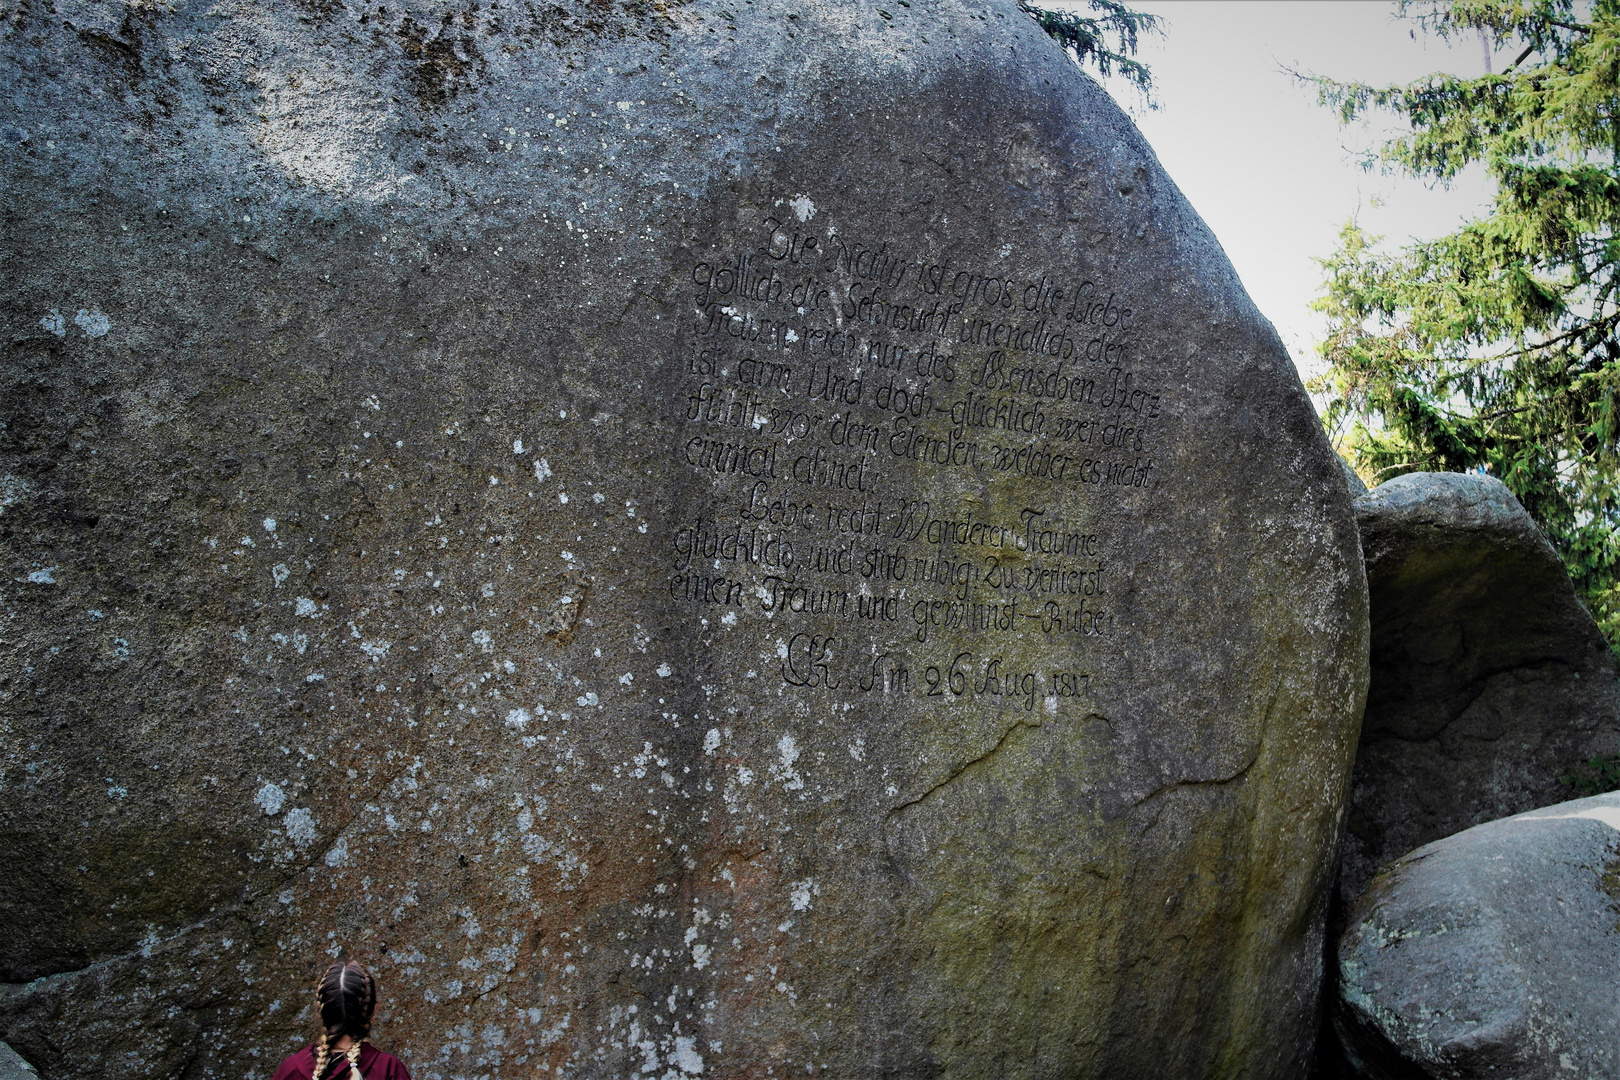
[1335,792,1620,1079]
[1338,473,1620,913]
[0,1,1366,1077]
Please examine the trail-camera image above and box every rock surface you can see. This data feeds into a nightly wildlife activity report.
[1336,792,1620,1079]
[1339,472,1620,913]
[0,1,1366,1077]
[1339,457,1368,497]
[0,1043,38,1080]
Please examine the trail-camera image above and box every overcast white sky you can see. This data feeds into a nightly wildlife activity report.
[1088,0,1509,379]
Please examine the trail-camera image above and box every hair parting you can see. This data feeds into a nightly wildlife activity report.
[311,959,377,1079]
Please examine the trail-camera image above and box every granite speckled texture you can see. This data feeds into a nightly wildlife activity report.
[0,1042,38,1080]
[0,1,1366,1076]
[1337,792,1620,1079]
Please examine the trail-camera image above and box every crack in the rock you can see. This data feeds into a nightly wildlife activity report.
[1131,672,1282,809]
[2,753,427,998]
[1131,751,1259,809]
[1365,656,1582,745]
[0,900,237,998]
[889,712,1111,818]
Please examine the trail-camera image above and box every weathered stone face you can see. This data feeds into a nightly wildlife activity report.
[0,2,1366,1077]
[1336,793,1620,1080]
[0,1042,38,1080]
[1337,473,1620,916]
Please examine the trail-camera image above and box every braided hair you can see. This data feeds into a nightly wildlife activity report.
[311,959,377,1080]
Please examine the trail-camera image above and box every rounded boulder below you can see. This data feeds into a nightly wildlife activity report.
[1336,791,1620,1079]
[0,1044,38,1080]
[1338,472,1620,913]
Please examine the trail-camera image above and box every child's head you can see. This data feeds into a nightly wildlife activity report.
[315,959,377,1041]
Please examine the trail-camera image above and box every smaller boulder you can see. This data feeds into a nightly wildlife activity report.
[0,1043,38,1080]
[1335,792,1620,1079]
[1339,456,1369,496]
[1339,472,1620,911]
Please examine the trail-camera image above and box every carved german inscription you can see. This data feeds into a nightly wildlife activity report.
[669,205,1166,704]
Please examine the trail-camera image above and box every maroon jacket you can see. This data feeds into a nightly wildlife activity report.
[271,1043,411,1080]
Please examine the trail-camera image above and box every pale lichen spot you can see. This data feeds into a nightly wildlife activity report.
[255,782,287,815]
[284,807,317,846]
[0,474,32,514]
[73,308,110,338]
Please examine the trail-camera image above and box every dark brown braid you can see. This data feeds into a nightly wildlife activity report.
[312,959,377,1079]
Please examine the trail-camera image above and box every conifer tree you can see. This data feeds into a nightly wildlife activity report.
[1308,0,1620,645]
[1020,0,1161,106]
